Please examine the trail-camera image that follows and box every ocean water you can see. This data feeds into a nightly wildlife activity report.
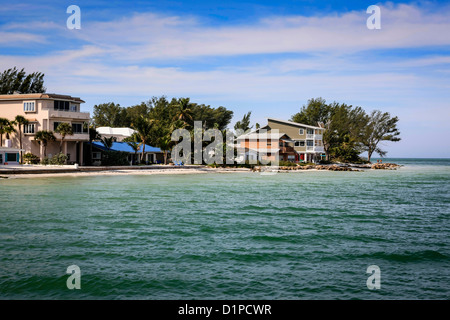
[0,159,449,300]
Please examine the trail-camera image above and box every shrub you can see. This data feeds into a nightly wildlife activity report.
[101,150,129,166]
[49,153,68,165]
[278,160,297,167]
[40,157,50,165]
[23,153,40,164]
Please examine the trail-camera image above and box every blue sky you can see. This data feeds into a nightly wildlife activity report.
[1,0,450,157]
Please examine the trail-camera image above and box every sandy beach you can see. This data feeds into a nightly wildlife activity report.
[0,165,252,179]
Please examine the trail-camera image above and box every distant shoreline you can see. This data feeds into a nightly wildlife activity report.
[0,162,404,179]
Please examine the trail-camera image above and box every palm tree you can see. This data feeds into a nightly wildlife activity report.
[0,117,15,147]
[158,134,172,165]
[131,116,154,163]
[173,98,193,125]
[124,133,142,164]
[14,115,29,164]
[55,122,73,153]
[34,130,56,157]
[86,123,100,165]
[101,136,116,150]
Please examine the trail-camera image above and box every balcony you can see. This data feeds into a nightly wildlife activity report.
[54,132,89,141]
[306,146,324,152]
[280,146,296,154]
[306,134,314,139]
[49,110,90,120]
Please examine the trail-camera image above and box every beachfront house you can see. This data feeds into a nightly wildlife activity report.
[88,141,165,165]
[236,132,295,163]
[0,93,90,164]
[236,118,326,163]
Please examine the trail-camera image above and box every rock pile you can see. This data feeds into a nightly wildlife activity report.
[371,163,400,170]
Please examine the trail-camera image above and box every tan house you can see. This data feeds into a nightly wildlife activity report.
[0,93,90,164]
[237,118,325,163]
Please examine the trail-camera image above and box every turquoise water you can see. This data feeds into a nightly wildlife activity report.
[0,159,449,299]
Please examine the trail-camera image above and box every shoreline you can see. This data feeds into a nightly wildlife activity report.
[0,162,402,179]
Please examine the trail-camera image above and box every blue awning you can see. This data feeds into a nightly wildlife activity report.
[90,141,162,153]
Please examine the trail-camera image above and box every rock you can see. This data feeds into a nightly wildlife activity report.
[371,163,399,170]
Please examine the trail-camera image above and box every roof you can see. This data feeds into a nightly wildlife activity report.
[0,93,85,103]
[97,127,136,137]
[90,141,162,153]
[236,132,290,140]
[267,118,322,129]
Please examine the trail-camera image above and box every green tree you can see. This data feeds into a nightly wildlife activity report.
[0,118,15,147]
[291,97,332,126]
[86,124,100,165]
[124,133,142,164]
[360,110,401,162]
[34,130,56,157]
[92,102,126,127]
[234,111,253,134]
[101,136,116,150]
[0,67,46,94]
[55,122,73,153]
[173,98,193,125]
[14,115,29,164]
[131,116,154,162]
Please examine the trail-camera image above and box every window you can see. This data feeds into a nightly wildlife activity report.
[23,102,35,112]
[307,140,314,146]
[54,100,70,111]
[92,152,101,160]
[307,128,314,135]
[53,122,61,130]
[299,129,304,135]
[23,123,35,134]
[70,104,77,112]
[6,153,18,162]
[288,155,295,161]
[72,123,83,134]
[0,154,2,164]
[294,141,305,147]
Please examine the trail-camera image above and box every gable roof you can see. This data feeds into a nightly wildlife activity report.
[267,118,322,130]
[0,93,84,103]
[90,141,162,153]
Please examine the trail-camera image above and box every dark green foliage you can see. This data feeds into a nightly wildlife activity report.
[234,111,252,133]
[49,153,68,165]
[101,150,129,166]
[291,97,400,162]
[23,153,40,164]
[0,67,46,94]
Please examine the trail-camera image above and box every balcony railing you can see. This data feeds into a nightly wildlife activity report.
[306,134,314,139]
[54,132,89,141]
[49,110,90,120]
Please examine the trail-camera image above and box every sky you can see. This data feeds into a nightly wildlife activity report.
[0,0,449,158]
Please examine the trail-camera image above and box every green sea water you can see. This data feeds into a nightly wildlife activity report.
[0,158,449,299]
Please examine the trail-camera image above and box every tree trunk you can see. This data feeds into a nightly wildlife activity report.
[141,143,146,163]
[19,126,23,164]
[164,151,167,165]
